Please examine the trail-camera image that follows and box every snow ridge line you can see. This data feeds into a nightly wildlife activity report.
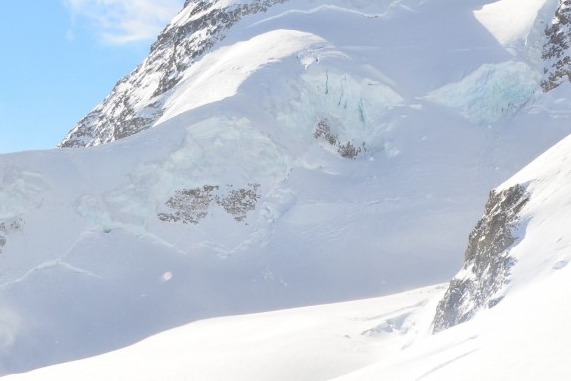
[0,260,102,291]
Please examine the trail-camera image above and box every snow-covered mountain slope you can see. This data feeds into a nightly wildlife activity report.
[5,225,571,381]
[59,0,291,147]
[60,0,569,148]
[434,127,571,331]
[11,103,571,381]
[339,107,571,380]
[0,286,445,381]
[3,0,571,377]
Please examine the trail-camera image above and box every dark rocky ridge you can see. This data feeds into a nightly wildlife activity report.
[432,184,529,333]
[59,0,289,148]
[542,0,571,91]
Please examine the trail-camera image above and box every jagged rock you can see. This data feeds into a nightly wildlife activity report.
[542,0,571,91]
[158,183,261,224]
[59,0,289,148]
[216,184,261,222]
[0,218,23,254]
[432,184,529,333]
[158,185,219,224]
[314,119,365,159]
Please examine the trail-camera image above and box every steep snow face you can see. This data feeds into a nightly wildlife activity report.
[433,123,571,331]
[155,29,328,123]
[474,0,553,46]
[376,124,571,380]
[493,132,571,284]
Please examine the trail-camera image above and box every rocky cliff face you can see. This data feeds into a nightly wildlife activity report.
[542,0,571,91]
[59,0,289,148]
[432,184,529,333]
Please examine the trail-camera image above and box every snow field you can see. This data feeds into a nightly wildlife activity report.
[0,286,445,381]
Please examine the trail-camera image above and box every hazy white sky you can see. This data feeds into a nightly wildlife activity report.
[0,0,184,153]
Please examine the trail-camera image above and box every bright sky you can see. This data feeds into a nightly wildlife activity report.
[0,0,184,154]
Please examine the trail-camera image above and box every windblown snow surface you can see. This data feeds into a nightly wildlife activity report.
[2,0,571,378]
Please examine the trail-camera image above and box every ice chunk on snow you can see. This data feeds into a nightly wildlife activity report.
[0,168,47,219]
[75,194,113,232]
[98,117,292,231]
[426,61,539,125]
[276,70,403,155]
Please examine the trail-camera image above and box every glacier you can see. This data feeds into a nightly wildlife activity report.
[426,61,539,125]
[2,0,571,378]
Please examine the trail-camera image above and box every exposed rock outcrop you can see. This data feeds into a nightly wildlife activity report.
[314,119,366,159]
[59,0,289,148]
[432,184,529,333]
[0,218,23,254]
[158,183,261,224]
[542,0,571,91]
